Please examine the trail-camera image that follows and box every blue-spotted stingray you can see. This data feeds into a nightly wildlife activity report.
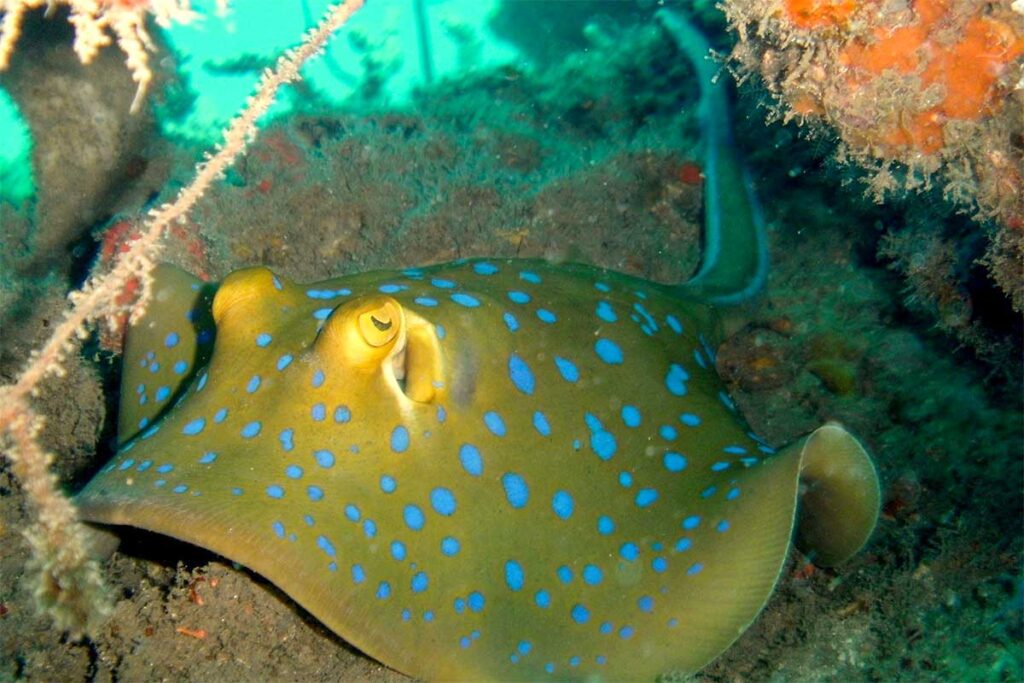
[76,10,880,681]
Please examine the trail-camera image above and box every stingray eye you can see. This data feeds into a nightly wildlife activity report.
[358,302,401,347]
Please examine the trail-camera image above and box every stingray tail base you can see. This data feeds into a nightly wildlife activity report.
[656,9,769,305]
[789,422,881,567]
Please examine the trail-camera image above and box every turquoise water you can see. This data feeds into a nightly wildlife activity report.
[0,0,518,203]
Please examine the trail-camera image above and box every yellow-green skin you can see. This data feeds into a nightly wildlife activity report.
[77,258,879,681]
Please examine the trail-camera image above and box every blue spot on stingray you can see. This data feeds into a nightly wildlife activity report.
[619,625,635,639]
[554,357,579,382]
[711,461,730,472]
[255,333,272,347]
[595,281,610,292]
[468,591,485,612]
[136,460,152,472]
[278,428,294,452]
[311,369,325,388]
[727,487,741,500]
[680,412,702,427]
[557,565,573,583]
[507,291,530,304]
[537,309,557,324]
[164,332,179,348]
[596,301,617,323]
[276,354,293,371]
[241,421,261,438]
[599,622,613,635]
[701,485,717,498]
[414,296,438,307]
[719,390,736,411]
[307,486,324,502]
[502,473,529,509]
[333,405,351,423]
[172,484,189,494]
[682,515,701,530]
[352,564,367,584]
[430,487,457,516]
[379,283,407,294]
[652,557,668,573]
[380,475,397,493]
[155,386,171,401]
[663,452,687,472]
[459,444,483,476]
[195,372,208,392]
[314,450,335,468]
[376,581,391,600]
[552,491,575,519]
[246,375,261,393]
[675,537,693,552]
[508,354,535,395]
[390,541,407,561]
[620,543,639,561]
[660,424,678,441]
[272,521,285,539]
[724,445,748,454]
[156,463,174,473]
[441,536,460,556]
[503,312,519,332]
[585,413,617,460]
[520,270,541,283]
[484,411,506,437]
[311,403,326,421]
[173,360,188,375]
[344,504,361,522]
[363,519,377,538]
[313,308,333,321]
[532,411,551,436]
[635,488,658,507]
[437,406,447,423]
[597,516,615,535]
[665,364,689,396]
[618,471,633,487]
[666,314,683,334]
[118,459,135,471]
[316,535,336,558]
[535,590,551,608]
[391,425,410,453]
[182,418,205,436]
[266,485,284,499]
[571,604,590,624]
[687,563,704,576]
[285,465,303,479]
[594,338,623,364]
[717,520,731,533]
[213,408,228,423]
[474,262,499,275]
[451,293,480,308]
[411,571,429,593]
[431,278,456,289]
[505,560,524,591]
[582,565,603,585]
[404,504,425,531]
[436,324,446,339]
[621,405,641,428]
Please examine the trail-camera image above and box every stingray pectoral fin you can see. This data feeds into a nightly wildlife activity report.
[793,422,881,566]
[118,264,216,445]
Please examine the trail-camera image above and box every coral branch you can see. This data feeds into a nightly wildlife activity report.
[0,0,365,634]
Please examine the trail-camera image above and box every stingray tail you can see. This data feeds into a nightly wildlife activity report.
[656,9,768,305]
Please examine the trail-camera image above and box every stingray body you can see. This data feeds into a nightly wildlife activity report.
[76,10,880,681]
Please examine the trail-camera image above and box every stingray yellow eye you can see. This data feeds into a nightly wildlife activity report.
[358,302,401,347]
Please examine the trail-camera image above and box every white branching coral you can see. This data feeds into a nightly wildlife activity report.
[0,0,225,111]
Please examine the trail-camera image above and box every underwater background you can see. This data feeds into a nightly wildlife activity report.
[0,0,1022,680]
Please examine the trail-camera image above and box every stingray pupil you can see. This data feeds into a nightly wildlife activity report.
[371,315,392,331]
